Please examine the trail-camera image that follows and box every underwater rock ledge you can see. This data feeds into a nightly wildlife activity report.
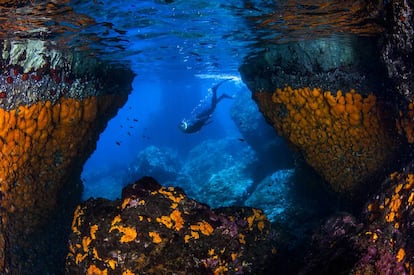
[0,38,134,273]
[66,177,278,274]
[239,35,402,195]
[239,1,414,195]
[235,1,414,273]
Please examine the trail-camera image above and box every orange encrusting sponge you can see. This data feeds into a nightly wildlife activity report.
[255,86,397,191]
[396,102,414,143]
[363,172,414,273]
[0,96,110,242]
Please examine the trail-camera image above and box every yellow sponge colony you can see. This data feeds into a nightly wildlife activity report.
[255,86,398,191]
[397,102,414,143]
[0,95,116,271]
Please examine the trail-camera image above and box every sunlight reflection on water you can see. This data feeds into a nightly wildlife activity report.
[1,1,384,76]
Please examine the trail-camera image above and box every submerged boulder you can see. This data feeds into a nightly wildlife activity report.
[198,165,254,207]
[66,177,277,274]
[179,138,257,207]
[230,87,282,151]
[238,1,414,197]
[127,145,182,185]
[244,169,294,222]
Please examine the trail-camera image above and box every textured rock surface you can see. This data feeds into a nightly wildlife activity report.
[179,138,257,207]
[127,145,182,185]
[66,177,278,274]
[384,0,414,145]
[230,87,294,172]
[239,33,402,194]
[0,39,134,273]
[230,87,283,150]
[298,165,414,275]
[381,0,414,102]
[254,86,400,192]
[240,36,387,97]
[244,169,293,222]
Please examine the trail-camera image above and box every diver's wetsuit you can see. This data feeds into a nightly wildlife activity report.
[179,79,231,133]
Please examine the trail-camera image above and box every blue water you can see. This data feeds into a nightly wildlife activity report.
[66,0,370,223]
[73,0,297,217]
[82,73,251,198]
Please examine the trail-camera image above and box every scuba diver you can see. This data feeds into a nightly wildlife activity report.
[178,79,232,133]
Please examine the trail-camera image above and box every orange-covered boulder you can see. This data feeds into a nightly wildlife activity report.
[66,177,278,274]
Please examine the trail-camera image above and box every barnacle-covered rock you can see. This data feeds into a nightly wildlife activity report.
[66,177,277,274]
[239,36,386,96]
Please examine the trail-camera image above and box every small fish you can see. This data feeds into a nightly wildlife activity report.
[244,2,262,12]
[133,118,139,122]
[115,141,121,146]
[127,132,131,136]
[115,29,127,35]
[238,138,245,142]
[189,51,201,57]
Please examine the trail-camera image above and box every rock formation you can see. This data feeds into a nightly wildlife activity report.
[66,177,278,274]
[0,35,134,274]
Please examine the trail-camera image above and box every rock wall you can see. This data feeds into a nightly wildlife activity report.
[0,39,134,273]
[298,165,414,274]
[239,29,406,195]
[236,1,414,273]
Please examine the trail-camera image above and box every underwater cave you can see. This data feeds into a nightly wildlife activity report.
[0,0,414,274]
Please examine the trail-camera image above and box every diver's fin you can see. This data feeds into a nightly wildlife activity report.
[217,93,233,102]
[211,79,232,94]
[205,118,213,125]
[213,79,232,103]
